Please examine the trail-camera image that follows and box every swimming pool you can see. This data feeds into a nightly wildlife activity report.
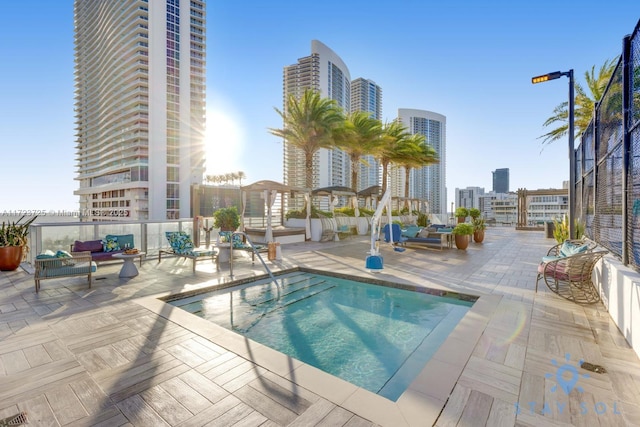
[165,270,476,401]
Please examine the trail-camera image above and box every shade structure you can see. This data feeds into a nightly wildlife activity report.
[311,186,356,213]
[240,180,308,243]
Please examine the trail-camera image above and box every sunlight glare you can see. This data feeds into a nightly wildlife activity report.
[204,109,245,175]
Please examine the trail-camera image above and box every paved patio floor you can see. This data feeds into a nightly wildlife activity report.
[1,227,639,426]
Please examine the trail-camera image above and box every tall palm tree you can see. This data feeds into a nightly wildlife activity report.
[237,171,246,186]
[377,121,411,194]
[269,89,345,189]
[540,57,618,146]
[334,111,383,192]
[391,134,438,207]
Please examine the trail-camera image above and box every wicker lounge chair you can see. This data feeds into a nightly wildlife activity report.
[536,248,607,304]
[159,231,217,273]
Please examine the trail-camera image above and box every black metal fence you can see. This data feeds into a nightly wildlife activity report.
[577,19,640,269]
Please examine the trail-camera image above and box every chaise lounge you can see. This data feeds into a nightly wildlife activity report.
[159,231,217,273]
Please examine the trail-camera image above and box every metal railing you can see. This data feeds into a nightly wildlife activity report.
[574,18,640,270]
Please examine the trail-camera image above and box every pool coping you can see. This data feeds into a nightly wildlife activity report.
[134,268,501,427]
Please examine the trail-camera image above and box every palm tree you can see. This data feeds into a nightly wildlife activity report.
[237,171,246,186]
[377,121,411,194]
[334,111,383,192]
[269,89,345,189]
[540,57,618,146]
[391,134,438,207]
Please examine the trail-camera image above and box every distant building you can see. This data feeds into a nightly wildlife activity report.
[455,187,485,210]
[351,78,382,191]
[283,40,351,201]
[492,168,510,193]
[478,192,518,224]
[73,0,206,221]
[396,109,447,217]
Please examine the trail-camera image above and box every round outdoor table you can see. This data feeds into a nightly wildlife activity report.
[112,252,145,278]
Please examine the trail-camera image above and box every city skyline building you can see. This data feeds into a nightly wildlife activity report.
[396,109,447,217]
[350,77,382,192]
[282,40,351,201]
[492,168,510,193]
[455,186,485,210]
[73,0,206,221]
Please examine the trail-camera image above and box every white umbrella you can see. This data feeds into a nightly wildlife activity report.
[304,192,311,240]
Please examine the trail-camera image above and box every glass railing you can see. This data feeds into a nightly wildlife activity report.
[27,218,197,266]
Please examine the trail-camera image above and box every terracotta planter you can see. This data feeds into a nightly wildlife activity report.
[473,230,485,243]
[454,235,470,250]
[457,217,466,223]
[0,246,24,271]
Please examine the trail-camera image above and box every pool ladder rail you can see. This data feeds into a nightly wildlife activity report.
[229,232,280,286]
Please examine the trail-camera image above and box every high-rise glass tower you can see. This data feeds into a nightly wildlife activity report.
[73,0,206,221]
[396,109,447,216]
[492,168,510,193]
[283,40,351,198]
[351,78,382,191]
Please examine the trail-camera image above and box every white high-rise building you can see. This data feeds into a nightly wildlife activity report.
[396,109,447,217]
[74,0,206,221]
[351,78,382,192]
[283,40,351,197]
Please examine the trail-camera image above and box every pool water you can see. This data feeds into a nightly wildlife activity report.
[167,271,474,401]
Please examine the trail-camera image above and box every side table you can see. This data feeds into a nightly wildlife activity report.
[112,252,145,278]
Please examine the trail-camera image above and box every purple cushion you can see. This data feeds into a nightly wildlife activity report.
[73,240,104,253]
[90,251,123,261]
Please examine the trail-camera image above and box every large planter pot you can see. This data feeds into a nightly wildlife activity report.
[356,217,369,235]
[0,246,24,271]
[473,230,485,243]
[457,217,466,224]
[454,235,470,250]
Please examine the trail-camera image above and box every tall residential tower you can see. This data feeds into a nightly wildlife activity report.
[282,40,351,196]
[351,77,383,191]
[396,109,447,217]
[73,0,206,220]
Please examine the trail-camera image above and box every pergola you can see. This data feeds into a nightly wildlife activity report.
[240,180,308,241]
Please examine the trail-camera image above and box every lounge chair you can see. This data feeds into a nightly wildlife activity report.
[536,239,606,304]
[217,231,267,262]
[159,231,217,273]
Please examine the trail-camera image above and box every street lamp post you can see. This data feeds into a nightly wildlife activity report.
[532,70,575,239]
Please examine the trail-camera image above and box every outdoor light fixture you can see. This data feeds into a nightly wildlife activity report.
[532,69,575,239]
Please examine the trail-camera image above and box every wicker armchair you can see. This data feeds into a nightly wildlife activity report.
[537,250,607,304]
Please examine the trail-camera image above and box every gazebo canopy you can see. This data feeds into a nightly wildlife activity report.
[357,185,381,197]
[240,180,307,194]
[311,186,356,196]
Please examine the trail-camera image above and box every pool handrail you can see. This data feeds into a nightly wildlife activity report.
[229,231,279,286]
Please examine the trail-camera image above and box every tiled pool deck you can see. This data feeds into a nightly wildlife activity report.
[1,227,639,426]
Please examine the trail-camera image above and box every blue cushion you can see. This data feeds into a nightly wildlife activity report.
[402,225,422,238]
[559,241,589,257]
[105,234,134,250]
[166,231,195,254]
[101,236,120,252]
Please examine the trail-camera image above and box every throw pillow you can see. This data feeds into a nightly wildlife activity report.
[559,241,589,257]
[102,237,120,252]
[418,229,431,238]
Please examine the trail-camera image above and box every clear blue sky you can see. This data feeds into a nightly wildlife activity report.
[2,1,638,212]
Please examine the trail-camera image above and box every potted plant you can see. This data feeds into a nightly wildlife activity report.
[472,217,486,243]
[0,215,38,271]
[213,206,240,232]
[455,207,469,223]
[469,208,481,220]
[452,222,474,250]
